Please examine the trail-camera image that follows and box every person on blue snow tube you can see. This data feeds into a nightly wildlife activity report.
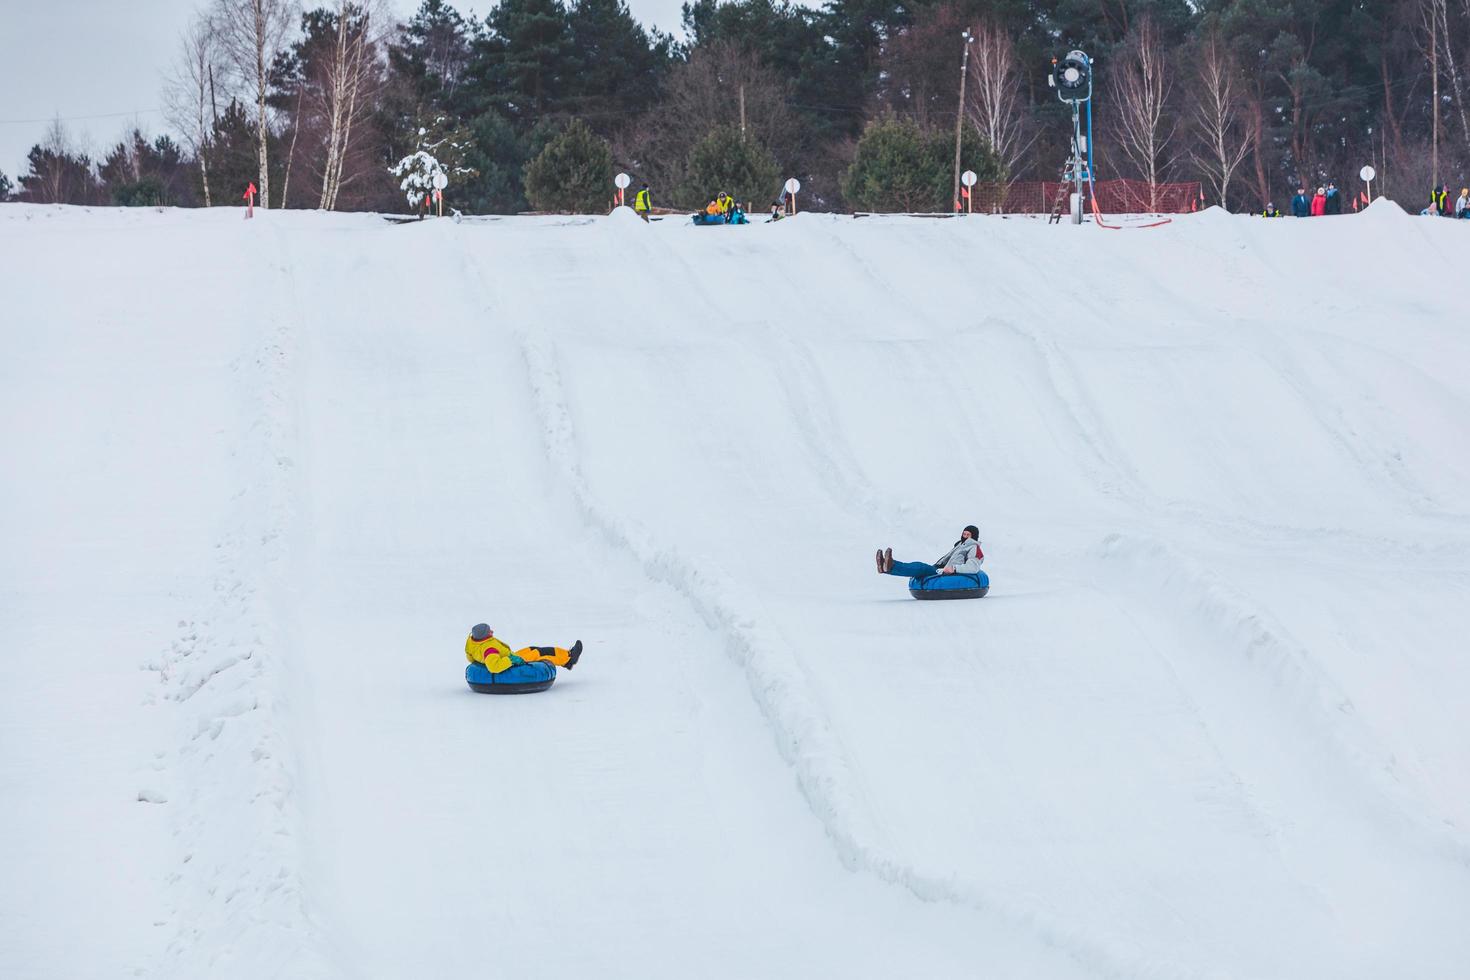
[876,525,983,579]
[465,623,583,673]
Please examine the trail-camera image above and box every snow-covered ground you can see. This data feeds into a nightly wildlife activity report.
[3,201,1469,979]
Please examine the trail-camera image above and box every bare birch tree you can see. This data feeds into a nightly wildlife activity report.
[214,0,293,208]
[163,15,220,207]
[963,20,1035,182]
[316,0,388,210]
[1427,0,1470,154]
[1110,16,1177,211]
[1190,30,1254,210]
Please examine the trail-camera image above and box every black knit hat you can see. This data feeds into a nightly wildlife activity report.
[963,525,980,542]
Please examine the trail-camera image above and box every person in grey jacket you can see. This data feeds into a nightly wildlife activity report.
[877,526,983,580]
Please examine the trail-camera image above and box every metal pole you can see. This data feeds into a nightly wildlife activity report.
[1071,104,1084,224]
[952,30,972,213]
[1432,0,1439,192]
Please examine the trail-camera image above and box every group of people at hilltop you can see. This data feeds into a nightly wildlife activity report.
[1259,183,1345,217]
[1424,185,1470,217]
[627,181,790,224]
[701,191,748,223]
[1259,181,1469,218]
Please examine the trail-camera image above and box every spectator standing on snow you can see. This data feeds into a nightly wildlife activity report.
[634,183,652,222]
[1325,182,1342,215]
[1310,187,1327,216]
[1291,186,1311,217]
[876,526,984,582]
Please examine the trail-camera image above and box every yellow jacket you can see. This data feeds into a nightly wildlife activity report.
[466,634,519,673]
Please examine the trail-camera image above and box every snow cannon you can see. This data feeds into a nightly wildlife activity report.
[465,660,556,694]
[909,571,989,600]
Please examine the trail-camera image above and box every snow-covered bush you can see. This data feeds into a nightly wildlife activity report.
[389,118,476,212]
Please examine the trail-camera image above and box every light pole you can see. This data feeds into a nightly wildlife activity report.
[952,29,973,213]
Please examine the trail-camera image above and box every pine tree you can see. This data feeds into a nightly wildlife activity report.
[390,0,476,116]
[99,130,193,207]
[680,126,780,208]
[0,169,13,201]
[461,111,533,213]
[842,116,999,213]
[564,0,671,132]
[207,99,278,206]
[523,118,613,211]
[470,0,574,124]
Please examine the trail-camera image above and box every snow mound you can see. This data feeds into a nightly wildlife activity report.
[1362,195,1408,218]
[607,204,644,227]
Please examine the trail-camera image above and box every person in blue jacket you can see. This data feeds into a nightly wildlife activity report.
[1291,186,1311,217]
[877,526,983,581]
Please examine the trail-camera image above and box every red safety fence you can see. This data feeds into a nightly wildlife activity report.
[963,179,1203,215]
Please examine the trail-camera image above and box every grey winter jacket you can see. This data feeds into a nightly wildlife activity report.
[934,539,983,574]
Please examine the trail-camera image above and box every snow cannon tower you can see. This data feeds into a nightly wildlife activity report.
[1048,50,1093,225]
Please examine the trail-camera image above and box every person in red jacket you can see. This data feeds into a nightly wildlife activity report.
[1310,186,1327,216]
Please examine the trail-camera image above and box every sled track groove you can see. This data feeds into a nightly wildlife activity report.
[511,325,1190,980]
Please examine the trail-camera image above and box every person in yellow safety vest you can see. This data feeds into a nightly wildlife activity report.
[1430,185,1449,216]
[717,192,733,215]
[633,183,651,222]
[465,623,582,673]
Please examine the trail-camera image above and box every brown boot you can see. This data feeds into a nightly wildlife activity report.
[883,547,893,572]
[875,549,885,573]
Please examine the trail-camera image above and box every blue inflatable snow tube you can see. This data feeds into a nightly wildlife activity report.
[692,212,748,225]
[465,660,557,694]
[909,570,989,600]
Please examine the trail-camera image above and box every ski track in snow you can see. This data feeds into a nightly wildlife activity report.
[145,225,337,979]
[507,324,1154,980]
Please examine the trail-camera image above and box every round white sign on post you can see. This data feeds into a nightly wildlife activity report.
[961,169,977,187]
[1359,165,1376,182]
[785,177,801,195]
[432,172,448,190]
[614,172,631,189]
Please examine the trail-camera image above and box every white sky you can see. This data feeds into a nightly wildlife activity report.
[0,0,691,183]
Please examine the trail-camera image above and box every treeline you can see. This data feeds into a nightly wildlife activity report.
[4,0,1468,213]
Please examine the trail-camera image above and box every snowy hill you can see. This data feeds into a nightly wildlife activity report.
[3,202,1469,980]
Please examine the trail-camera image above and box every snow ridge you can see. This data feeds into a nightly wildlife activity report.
[144,253,335,979]
[1098,530,1470,865]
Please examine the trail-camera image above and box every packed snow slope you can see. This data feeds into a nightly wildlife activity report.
[3,201,1469,980]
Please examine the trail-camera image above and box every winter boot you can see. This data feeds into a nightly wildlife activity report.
[565,640,583,670]
[883,547,893,572]
[875,549,885,573]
